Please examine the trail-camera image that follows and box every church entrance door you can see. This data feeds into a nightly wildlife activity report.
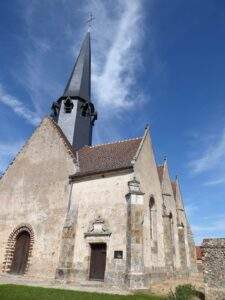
[89,243,106,281]
[10,231,30,274]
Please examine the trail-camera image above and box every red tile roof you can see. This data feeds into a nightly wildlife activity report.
[71,138,142,179]
[196,246,203,260]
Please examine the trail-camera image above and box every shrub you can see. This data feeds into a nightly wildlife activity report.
[168,284,204,300]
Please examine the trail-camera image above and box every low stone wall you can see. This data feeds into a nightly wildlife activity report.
[202,238,225,300]
[149,274,204,295]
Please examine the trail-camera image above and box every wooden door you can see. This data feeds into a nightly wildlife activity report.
[89,243,106,281]
[10,231,30,274]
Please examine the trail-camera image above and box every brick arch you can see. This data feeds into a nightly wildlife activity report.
[2,224,34,274]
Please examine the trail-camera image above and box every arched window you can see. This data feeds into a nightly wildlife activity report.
[149,196,156,240]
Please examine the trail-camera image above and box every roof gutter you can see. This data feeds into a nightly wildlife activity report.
[69,166,133,182]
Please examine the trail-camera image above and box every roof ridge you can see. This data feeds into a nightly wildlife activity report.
[85,137,142,149]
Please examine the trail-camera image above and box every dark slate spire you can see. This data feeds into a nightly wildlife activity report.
[63,32,91,102]
[51,32,97,150]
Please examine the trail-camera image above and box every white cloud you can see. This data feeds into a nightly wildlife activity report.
[189,128,225,174]
[192,214,225,244]
[185,202,199,217]
[19,0,145,123]
[2,1,146,143]
[9,1,64,118]
[193,216,225,233]
[0,84,41,126]
[84,0,144,111]
[204,177,225,186]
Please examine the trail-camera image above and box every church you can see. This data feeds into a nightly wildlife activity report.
[0,32,197,290]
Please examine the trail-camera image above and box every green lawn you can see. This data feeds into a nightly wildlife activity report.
[0,284,166,300]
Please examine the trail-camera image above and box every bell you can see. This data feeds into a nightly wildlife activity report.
[64,97,74,113]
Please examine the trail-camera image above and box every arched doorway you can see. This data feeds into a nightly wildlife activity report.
[10,231,30,274]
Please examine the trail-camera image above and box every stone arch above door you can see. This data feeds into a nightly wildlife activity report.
[2,224,34,274]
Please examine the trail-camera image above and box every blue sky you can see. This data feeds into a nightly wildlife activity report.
[0,0,225,244]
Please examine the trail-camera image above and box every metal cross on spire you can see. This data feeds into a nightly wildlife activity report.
[86,13,95,31]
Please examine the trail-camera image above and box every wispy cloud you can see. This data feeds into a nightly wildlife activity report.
[90,1,144,110]
[78,0,145,142]
[0,84,41,126]
[192,214,225,244]
[2,1,146,143]
[18,3,58,116]
[8,1,65,118]
[185,202,199,217]
[204,177,225,186]
[189,127,225,174]
[193,215,225,233]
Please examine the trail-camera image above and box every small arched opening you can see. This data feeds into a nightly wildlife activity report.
[10,231,31,274]
[2,224,34,275]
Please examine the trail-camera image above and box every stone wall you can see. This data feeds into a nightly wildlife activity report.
[202,238,225,300]
[70,171,133,289]
[178,227,187,269]
[133,130,166,274]
[174,180,192,271]
[160,163,181,271]
[125,178,146,289]
[187,224,198,273]
[0,118,76,279]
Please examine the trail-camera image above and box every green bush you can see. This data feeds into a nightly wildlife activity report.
[168,284,204,300]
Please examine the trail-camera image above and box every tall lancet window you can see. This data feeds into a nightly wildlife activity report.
[149,196,157,240]
[169,212,175,255]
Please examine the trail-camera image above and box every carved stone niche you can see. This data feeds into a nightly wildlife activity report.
[84,216,111,237]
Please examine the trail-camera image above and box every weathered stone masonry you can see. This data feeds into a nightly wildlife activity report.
[2,224,34,274]
[203,238,225,300]
[125,178,146,289]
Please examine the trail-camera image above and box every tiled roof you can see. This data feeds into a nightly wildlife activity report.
[196,246,203,260]
[71,138,142,178]
[157,165,164,183]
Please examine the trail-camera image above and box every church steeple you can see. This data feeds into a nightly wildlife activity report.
[63,32,91,101]
[51,32,97,150]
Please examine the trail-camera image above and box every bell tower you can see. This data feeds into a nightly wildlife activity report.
[51,32,97,150]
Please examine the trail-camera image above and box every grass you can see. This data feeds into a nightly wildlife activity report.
[0,284,166,300]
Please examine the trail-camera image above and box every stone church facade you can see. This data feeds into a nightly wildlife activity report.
[0,33,197,290]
